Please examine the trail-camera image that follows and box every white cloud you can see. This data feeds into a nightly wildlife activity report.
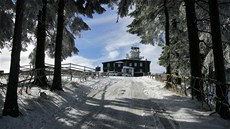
[0,44,35,73]
[108,50,119,59]
[85,13,117,26]
[0,48,11,73]
[138,44,165,73]
[104,33,139,52]
[100,16,141,61]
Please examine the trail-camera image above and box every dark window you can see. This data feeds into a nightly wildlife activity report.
[129,63,132,67]
[140,63,143,67]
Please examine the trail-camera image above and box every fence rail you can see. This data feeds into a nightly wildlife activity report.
[0,63,97,87]
[150,73,230,111]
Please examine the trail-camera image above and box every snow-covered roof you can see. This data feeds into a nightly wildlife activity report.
[115,61,124,63]
[102,59,151,64]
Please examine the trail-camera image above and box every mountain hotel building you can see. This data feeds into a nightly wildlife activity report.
[102,47,151,76]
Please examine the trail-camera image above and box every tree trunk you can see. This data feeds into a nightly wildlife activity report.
[164,0,172,88]
[184,0,204,101]
[50,0,64,91]
[3,0,24,117]
[34,0,49,88]
[208,0,230,119]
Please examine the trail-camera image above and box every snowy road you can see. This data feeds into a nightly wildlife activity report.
[43,77,175,129]
[75,77,169,129]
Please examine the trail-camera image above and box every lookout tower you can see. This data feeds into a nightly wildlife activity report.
[128,47,143,60]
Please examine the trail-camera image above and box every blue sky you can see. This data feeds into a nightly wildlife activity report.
[0,7,165,74]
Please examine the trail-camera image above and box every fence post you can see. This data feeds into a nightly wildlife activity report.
[84,66,86,80]
[70,63,72,81]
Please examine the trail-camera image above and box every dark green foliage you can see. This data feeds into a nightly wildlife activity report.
[117,0,134,18]
[70,17,90,34]
[0,0,14,49]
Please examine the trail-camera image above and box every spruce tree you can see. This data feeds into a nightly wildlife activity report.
[208,0,230,119]
[3,0,25,117]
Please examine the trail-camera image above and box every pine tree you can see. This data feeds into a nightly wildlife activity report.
[163,0,171,88]
[208,0,230,119]
[50,0,65,91]
[184,0,204,101]
[3,0,25,117]
[34,0,49,88]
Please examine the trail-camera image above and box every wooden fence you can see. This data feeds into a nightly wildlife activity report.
[0,63,97,87]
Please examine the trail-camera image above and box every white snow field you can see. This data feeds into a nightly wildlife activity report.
[1,76,230,129]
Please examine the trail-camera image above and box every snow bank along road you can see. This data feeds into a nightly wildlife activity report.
[1,76,230,129]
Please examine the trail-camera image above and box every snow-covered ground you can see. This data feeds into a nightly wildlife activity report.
[0,76,230,129]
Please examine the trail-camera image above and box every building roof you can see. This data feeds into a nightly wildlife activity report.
[102,59,151,64]
[115,61,124,64]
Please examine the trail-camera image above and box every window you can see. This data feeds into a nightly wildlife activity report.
[107,63,110,67]
[134,63,137,67]
[129,63,132,67]
[118,64,121,67]
[140,62,143,67]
